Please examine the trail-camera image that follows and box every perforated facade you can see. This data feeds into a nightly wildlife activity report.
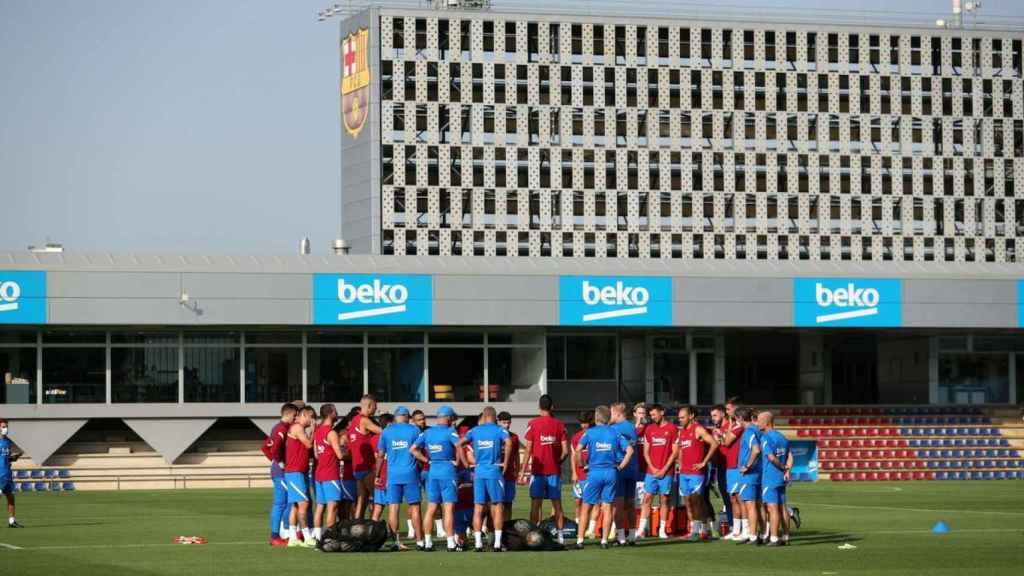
[347,8,1024,262]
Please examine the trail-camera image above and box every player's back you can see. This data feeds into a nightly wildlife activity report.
[761,430,789,486]
[579,425,622,469]
[284,431,310,473]
[503,432,520,481]
[572,429,588,480]
[314,424,340,481]
[382,422,420,483]
[467,422,508,478]
[346,414,375,472]
[737,425,762,476]
[525,415,566,475]
[612,420,639,477]
[419,425,459,478]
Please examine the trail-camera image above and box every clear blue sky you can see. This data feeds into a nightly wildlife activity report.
[1,0,1021,255]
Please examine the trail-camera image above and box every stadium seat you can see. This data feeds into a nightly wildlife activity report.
[30,470,44,479]
[49,481,62,492]
[15,470,29,479]
[45,469,58,479]
[62,482,76,491]
[19,483,33,492]
[34,482,48,492]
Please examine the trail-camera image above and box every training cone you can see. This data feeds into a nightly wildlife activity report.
[931,521,950,534]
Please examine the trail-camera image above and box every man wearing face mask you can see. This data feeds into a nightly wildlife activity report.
[0,420,24,528]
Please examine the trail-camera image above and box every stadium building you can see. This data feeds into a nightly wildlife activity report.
[2,2,1023,486]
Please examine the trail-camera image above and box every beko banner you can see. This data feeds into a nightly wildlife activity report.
[559,276,673,326]
[313,274,432,325]
[793,278,902,328]
[0,271,47,324]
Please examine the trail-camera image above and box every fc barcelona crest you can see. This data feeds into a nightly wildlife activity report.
[341,28,370,139]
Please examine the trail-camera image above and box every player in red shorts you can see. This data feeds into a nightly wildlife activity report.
[639,403,676,539]
[347,395,383,519]
[676,404,719,542]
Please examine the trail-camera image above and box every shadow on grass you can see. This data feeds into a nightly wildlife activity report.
[787,531,862,546]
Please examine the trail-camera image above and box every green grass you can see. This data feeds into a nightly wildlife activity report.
[2,482,1023,575]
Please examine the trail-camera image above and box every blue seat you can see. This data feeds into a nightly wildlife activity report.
[62,482,76,491]
[15,470,29,479]
[30,469,44,479]
[19,482,33,493]
[44,469,57,479]
[34,482,48,492]
[58,469,71,478]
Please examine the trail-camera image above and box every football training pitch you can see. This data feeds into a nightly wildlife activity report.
[2,481,1022,576]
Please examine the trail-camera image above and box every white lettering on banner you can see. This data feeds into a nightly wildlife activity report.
[335,278,409,321]
[580,280,649,322]
[814,282,880,324]
[0,281,20,313]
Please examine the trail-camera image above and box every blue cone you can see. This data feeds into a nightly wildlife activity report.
[931,521,950,534]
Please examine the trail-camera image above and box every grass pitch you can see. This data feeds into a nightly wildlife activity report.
[1,481,1022,575]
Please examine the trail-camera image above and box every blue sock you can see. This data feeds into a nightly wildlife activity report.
[271,478,290,537]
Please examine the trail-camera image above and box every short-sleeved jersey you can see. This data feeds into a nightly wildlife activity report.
[524,415,567,475]
[722,419,746,470]
[284,427,311,474]
[503,432,520,481]
[760,429,790,487]
[378,422,422,484]
[612,420,639,478]
[630,422,647,471]
[577,425,629,470]
[265,421,289,478]
[341,453,355,481]
[0,437,14,479]
[571,428,589,480]
[314,424,340,482]
[346,414,376,472]
[414,425,460,480]
[676,422,708,473]
[466,422,510,480]
[643,421,677,473]
[737,424,763,475]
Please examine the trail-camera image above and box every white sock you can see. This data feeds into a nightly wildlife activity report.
[557,533,564,544]
[731,520,742,536]
[446,536,455,549]
[783,532,790,542]
[424,535,433,548]
[638,518,648,536]
[416,540,424,547]
[494,530,503,549]
[474,532,482,548]
[7,517,13,525]
[407,519,415,537]
[616,528,625,543]
[770,535,778,543]
[301,527,312,541]
[659,519,667,536]
[435,519,446,537]
[312,527,321,540]
[577,535,584,545]
[289,528,300,542]
[587,519,596,535]
[627,528,636,541]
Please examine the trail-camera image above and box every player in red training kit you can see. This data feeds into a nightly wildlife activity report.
[312,403,346,545]
[676,405,719,542]
[521,395,569,544]
[347,395,382,519]
[284,406,316,548]
[639,404,677,539]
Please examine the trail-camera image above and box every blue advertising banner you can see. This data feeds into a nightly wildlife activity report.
[559,276,673,326]
[312,274,432,325]
[793,278,902,328]
[0,271,47,324]
[789,440,818,482]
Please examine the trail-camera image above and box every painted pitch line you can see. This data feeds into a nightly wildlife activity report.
[0,542,24,550]
[804,502,1024,517]
[16,541,261,551]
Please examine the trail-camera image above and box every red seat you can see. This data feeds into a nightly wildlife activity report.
[854,472,867,481]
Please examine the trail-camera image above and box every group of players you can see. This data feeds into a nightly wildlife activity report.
[263,394,799,552]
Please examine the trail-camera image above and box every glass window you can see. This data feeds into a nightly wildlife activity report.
[546,335,565,379]
[42,330,105,344]
[308,331,363,345]
[1,347,36,404]
[184,347,240,402]
[939,354,1009,404]
[184,331,241,345]
[429,332,484,345]
[429,347,484,402]
[368,332,424,345]
[369,348,424,402]
[42,348,105,403]
[488,347,543,402]
[245,348,302,403]
[0,331,36,344]
[308,348,363,403]
[111,347,178,403]
[110,331,178,345]
[245,332,302,345]
[489,331,545,346]
[653,350,688,403]
[565,335,617,380]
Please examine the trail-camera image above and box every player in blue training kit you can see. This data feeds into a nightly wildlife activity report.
[610,403,640,545]
[758,411,793,546]
[462,406,512,551]
[377,406,424,550]
[1,420,24,528]
[735,408,763,545]
[411,405,464,552]
[574,405,633,550]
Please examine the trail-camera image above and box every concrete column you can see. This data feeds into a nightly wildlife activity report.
[798,333,825,405]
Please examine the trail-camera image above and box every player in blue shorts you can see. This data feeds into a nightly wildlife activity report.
[735,408,763,545]
[378,406,424,550]
[758,411,793,546]
[496,411,520,520]
[461,407,513,552]
[574,405,632,550]
[411,405,465,552]
[639,404,676,539]
[610,403,640,545]
[1,420,24,528]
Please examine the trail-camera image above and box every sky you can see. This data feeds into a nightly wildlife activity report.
[1,0,1022,256]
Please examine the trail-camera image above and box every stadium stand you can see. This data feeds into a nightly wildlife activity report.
[779,406,1024,481]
